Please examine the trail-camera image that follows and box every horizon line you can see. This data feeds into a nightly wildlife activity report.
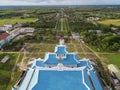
[0,4,120,6]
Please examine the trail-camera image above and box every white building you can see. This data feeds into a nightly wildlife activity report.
[87,17,100,21]
[9,28,20,38]
[0,26,6,31]
[0,24,12,31]
[9,27,35,38]
[4,24,12,31]
[20,28,35,33]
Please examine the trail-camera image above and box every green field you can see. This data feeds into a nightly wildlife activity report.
[101,54,120,68]
[99,19,120,26]
[0,17,36,26]
[0,53,19,89]
[0,53,24,90]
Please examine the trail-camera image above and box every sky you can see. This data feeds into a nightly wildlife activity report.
[0,0,120,5]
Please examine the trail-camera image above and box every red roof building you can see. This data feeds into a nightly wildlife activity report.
[0,32,10,41]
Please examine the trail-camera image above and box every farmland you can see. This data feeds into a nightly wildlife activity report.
[0,17,36,26]
[99,19,120,26]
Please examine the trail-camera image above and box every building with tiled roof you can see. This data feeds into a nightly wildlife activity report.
[12,39,103,90]
[0,32,12,48]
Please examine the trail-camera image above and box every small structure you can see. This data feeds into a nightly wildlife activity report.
[88,30,103,35]
[113,30,120,36]
[20,28,35,35]
[0,55,10,63]
[0,25,12,31]
[0,26,6,31]
[87,17,100,21]
[111,27,120,36]
[108,64,120,81]
[4,24,12,28]
[59,38,65,45]
[111,27,118,31]
[72,32,82,41]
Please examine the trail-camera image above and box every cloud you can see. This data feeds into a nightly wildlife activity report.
[0,0,120,5]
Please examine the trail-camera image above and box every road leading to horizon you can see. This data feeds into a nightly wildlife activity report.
[56,9,69,36]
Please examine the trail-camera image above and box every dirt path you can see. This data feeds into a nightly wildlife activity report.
[11,52,20,80]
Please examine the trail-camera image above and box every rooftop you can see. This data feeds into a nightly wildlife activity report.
[0,32,10,41]
[55,45,68,54]
[32,69,92,90]
[43,53,79,65]
[12,44,103,90]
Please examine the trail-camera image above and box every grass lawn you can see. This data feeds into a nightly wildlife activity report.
[101,54,120,68]
[67,44,75,52]
[98,19,120,26]
[0,53,19,90]
[0,17,36,26]
[17,53,24,63]
[6,71,22,90]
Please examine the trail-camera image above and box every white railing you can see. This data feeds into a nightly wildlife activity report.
[36,63,86,71]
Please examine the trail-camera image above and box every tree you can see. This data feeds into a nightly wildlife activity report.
[111,43,120,51]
